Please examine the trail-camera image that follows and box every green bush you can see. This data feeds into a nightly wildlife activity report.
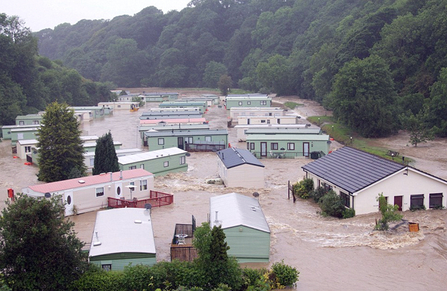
[318,190,346,218]
[309,186,328,203]
[410,204,426,211]
[242,268,267,288]
[342,208,356,218]
[293,178,314,199]
[271,261,299,287]
[70,265,125,291]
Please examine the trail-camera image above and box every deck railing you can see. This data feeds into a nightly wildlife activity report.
[107,190,173,209]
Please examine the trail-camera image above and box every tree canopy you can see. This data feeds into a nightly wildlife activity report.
[37,101,87,182]
[92,131,120,175]
[0,194,88,290]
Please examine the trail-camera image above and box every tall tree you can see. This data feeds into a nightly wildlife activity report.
[92,131,120,175]
[0,194,88,290]
[193,222,242,290]
[330,55,397,137]
[399,109,434,147]
[203,61,227,88]
[37,101,86,182]
[218,74,232,96]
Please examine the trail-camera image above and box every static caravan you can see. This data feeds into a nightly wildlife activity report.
[85,148,143,173]
[1,124,38,140]
[10,127,40,147]
[117,93,141,101]
[74,110,93,122]
[302,147,447,215]
[235,124,312,142]
[246,134,330,158]
[22,169,155,216]
[139,124,210,146]
[216,147,265,188]
[182,95,220,107]
[83,141,122,153]
[144,107,202,113]
[119,147,188,176]
[210,193,270,263]
[237,115,300,126]
[229,107,285,120]
[70,106,112,118]
[15,114,42,126]
[225,94,272,110]
[98,102,139,111]
[139,118,208,126]
[89,208,156,271]
[159,101,207,113]
[145,129,228,152]
[139,111,203,120]
[140,92,179,102]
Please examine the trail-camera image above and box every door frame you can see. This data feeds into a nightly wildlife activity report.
[303,142,310,157]
[261,142,267,157]
[394,196,403,211]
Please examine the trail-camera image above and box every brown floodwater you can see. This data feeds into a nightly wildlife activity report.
[1,99,446,291]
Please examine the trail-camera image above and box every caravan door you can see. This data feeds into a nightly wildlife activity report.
[64,191,74,216]
[115,182,122,199]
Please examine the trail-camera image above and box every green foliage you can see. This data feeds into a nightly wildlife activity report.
[292,178,314,199]
[409,204,426,212]
[70,265,125,291]
[330,55,398,137]
[0,194,88,290]
[284,102,302,109]
[203,61,228,88]
[342,208,356,219]
[92,131,120,175]
[37,101,87,182]
[193,222,242,290]
[318,190,346,218]
[271,261,299,287]
[375,193,403,230]
[399,109,434,147]
[309,186,328,203]
[218,75,232,96]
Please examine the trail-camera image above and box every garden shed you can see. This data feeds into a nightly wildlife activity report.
[216,147,265,188]
[210,193,270,263]
[89,208,156,271]
[302,147,447,215]
[119,147,188,176]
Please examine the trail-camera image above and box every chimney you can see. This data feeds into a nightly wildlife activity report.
[120,170,123,180]
[109,172,112,182]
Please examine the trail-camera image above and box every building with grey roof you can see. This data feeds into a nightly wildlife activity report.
[302,146,447,215]
[210,193,270,263]
[216,147,265,188]
[89,208,156,271]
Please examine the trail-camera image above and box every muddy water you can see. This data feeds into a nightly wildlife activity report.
[2,99,447,290]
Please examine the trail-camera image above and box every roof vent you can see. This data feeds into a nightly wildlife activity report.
[78,180,85,184]
[134,220,142,224]
[93,241,102,246]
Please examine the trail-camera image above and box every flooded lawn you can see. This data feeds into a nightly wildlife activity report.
[2,96,447,291]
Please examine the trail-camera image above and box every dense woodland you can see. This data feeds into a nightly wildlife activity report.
[0,14,113,125]
[2,0,447,137]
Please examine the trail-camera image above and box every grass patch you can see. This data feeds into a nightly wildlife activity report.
[284,101,303,110]
[309,115,413,165]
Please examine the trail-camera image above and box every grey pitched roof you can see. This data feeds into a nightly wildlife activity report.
[217,147,264,169]
[302,147,405,193]
[210,193,270,233]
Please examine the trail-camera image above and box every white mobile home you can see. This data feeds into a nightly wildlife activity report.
[84,148,144,173]
[89,208,156,271]
[22,169,154,216]
[229,107,285,120]
[237,115,300,126]
[210,193,270,263]
[302,147,447,215]
[98,102,140,110]
[216,147,265,188]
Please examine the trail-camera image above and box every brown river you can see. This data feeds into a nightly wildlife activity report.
[1,96,446,291]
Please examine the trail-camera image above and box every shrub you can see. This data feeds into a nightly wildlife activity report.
[309,186,328,203]
[318,190,346,218]
[293,178,314,199]
[342,208,355,218]
[70,265,125,291]
[410,204,426,211]
[271,261,299,287]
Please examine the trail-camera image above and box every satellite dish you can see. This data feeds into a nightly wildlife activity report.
[145,203,152,210]
[252,192,260,198]
[44,192,51,198]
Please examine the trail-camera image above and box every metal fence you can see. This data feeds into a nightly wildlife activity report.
[107,190,173,208]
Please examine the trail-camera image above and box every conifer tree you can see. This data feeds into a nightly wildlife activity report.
[37,101,86,182]
[92,131,120,175]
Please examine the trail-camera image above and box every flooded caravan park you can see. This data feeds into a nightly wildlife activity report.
[1,92,447,290]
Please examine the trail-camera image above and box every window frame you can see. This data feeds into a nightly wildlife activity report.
[180,156,186,165]
[158,138,165,145]
[95,187,104,197]
[271,143,278,150]
[287,143,295,150]
[140,179,148,191]
[164,161,169,167]
[429,193,443,209]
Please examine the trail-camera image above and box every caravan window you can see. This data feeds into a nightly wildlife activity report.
[180,156,186,164]
[158,138,164,145]
[140,180,148,191]
[287,143,295,150]
[95,187,104,197]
